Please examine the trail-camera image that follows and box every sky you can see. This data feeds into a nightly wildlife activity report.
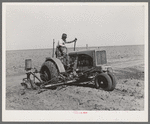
[4,3,146,50]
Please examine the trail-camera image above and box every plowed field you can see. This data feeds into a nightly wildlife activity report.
[5,45,144,110]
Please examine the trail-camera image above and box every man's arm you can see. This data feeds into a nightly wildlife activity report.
[66,38,77,44]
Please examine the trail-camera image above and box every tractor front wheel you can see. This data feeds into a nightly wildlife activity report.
[40,61,59,84]
[108,72,117,91]
[95,73,112,91]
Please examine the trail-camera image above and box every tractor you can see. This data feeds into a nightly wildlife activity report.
[21,40,117,92]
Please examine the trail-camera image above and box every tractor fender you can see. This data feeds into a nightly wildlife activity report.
[45,57,66,73]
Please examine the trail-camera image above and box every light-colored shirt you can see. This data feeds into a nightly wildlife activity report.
[58,39,66,47]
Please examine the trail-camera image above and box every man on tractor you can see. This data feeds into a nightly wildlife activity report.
[56,33,77,57]
[55,33,77,69]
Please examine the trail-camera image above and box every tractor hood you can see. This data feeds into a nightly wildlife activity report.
[68,49,95,57]
[68,49,107,66]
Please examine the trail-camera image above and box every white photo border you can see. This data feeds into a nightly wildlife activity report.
[2,2,148,122]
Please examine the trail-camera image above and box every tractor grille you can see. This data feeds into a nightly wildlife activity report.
[96,50,107,65]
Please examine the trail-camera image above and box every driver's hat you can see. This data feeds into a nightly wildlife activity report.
[62,33,67,37]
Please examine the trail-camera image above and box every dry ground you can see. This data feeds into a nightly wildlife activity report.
[5,45,144,110]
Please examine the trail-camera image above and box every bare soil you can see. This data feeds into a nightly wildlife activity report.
[6,45,144,110]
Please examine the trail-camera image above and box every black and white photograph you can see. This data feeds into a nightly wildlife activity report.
[2,2,148,122]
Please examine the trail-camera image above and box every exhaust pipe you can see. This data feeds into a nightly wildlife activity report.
[52,39,55,58]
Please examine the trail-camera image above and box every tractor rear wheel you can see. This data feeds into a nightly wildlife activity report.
[108,72,117,91]
[95,73,112,91]
[40,61,59,84]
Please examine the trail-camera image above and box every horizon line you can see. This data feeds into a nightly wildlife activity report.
[6,44,144,51]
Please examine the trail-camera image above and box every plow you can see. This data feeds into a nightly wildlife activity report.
[21,40,117,93]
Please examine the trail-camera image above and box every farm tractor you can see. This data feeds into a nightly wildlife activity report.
[21,40,117,92]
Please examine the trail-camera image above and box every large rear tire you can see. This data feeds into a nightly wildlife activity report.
[40,61,59,84]
[95,73,112,91]
[108,72,117,91]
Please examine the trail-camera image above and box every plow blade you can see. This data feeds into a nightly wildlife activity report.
[21,79,38,90]
[44,79,77,88]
